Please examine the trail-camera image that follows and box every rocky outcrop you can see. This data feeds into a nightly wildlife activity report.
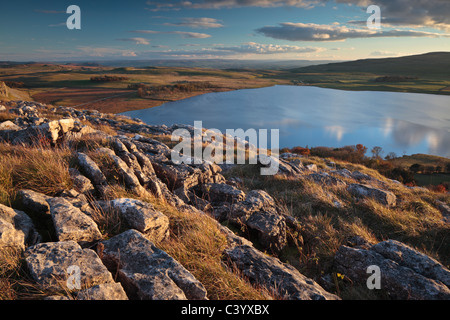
[76,283,129,300]
[25,241,117,293]
[348,183,397,206]
[47,197,103,244]
[334,240,450,300]
[0,204,40,251]
[101,229,208,300]
[224,245,339,300]
[17,189,51,215]
[108,198,169,242]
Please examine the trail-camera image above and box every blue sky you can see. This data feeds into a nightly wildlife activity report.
[1,0,450,61]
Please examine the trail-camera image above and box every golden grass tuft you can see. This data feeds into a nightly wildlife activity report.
[0,143,73,202]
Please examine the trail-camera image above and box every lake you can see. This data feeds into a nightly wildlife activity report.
[122,85,450,158]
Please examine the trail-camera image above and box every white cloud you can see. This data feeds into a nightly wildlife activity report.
[129,30,211,38]
[256,22,450,41]
[77,46,138,57]
[163,17,224,29]
[144,42,324,58]
[146,0,450,30]
[217,42,324,54]
[369,50,400,57]
[116,37,151,45]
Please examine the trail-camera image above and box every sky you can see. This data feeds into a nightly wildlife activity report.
[1,0,450,61]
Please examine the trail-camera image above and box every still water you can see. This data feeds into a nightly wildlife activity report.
[122,85,450,158]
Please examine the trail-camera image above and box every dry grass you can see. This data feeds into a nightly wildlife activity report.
[102,184,274,300]
[0,247,45,300]
[0,143,73,204]
[153,199,274,300]
[225,159,450,279]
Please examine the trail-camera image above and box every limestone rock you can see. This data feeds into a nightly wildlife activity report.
[47,197,102,243]
[101,229,208,300]
[69,168,95,194]
[334,240,450,300]
[17,189,51,215]
[109,198,169,242]
[246,211,287,253]
[0,203,39,250]
[223,245,339,300]
[348,183,396,206]
[25,241,115,292]
[0,120,21,131]
[76,283,129,300]
[202,183,246,204]
[76,152,108,187]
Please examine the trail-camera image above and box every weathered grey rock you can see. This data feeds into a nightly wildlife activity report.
[305,164,318,172]
[69,168,95,194]
[0,204,39,250]
[224,245,339,300]
[334,241,450,300]
[348,183,396,206]
[371,240,450,288]
[109,198,169,242]
[0,120,21,131]
[131,150,163,198]
[308,173,346,187]
[76,152,108,187]
[246,211,287,253]
[47,197,102,243]
[10,118,76,145]
[76,283,129,300]
[98,148,150,198]
[44,295,72,300]
[202,183,246,204]
[25,241,114,292]
[246,190,276,210]
[351,170,374,181]
[436,200,450,224]
[17,189,51,215]
[101,229,208,300]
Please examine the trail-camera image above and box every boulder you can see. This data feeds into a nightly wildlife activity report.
[223,245,339,300]
[25,241,115,293]
[334,240,450,300]
[101,229,208,300]
[98,148,150,198]
[246,210,287,253]
[0,120,21,131]
[47,197,103,243]
[10,118,76,145]
[17,189,51,215]
[76,152,108,187]
[76,283,129,300]
[109,198,169,242]
[308,173,346,187]
[348,183,396,206]
[69,168,95,194]
[0,204,39,251]
[371,240,450,288]
[201,183,246,204]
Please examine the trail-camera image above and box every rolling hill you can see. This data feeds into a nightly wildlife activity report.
[290,52,450,79]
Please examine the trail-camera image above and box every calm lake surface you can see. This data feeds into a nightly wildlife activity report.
[122,85,450,158]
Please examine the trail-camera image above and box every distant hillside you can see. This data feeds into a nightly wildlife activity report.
[291,52,450,78]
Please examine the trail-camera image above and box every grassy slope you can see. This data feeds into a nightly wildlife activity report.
[0,64,288,113]
[276,52,450,95]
